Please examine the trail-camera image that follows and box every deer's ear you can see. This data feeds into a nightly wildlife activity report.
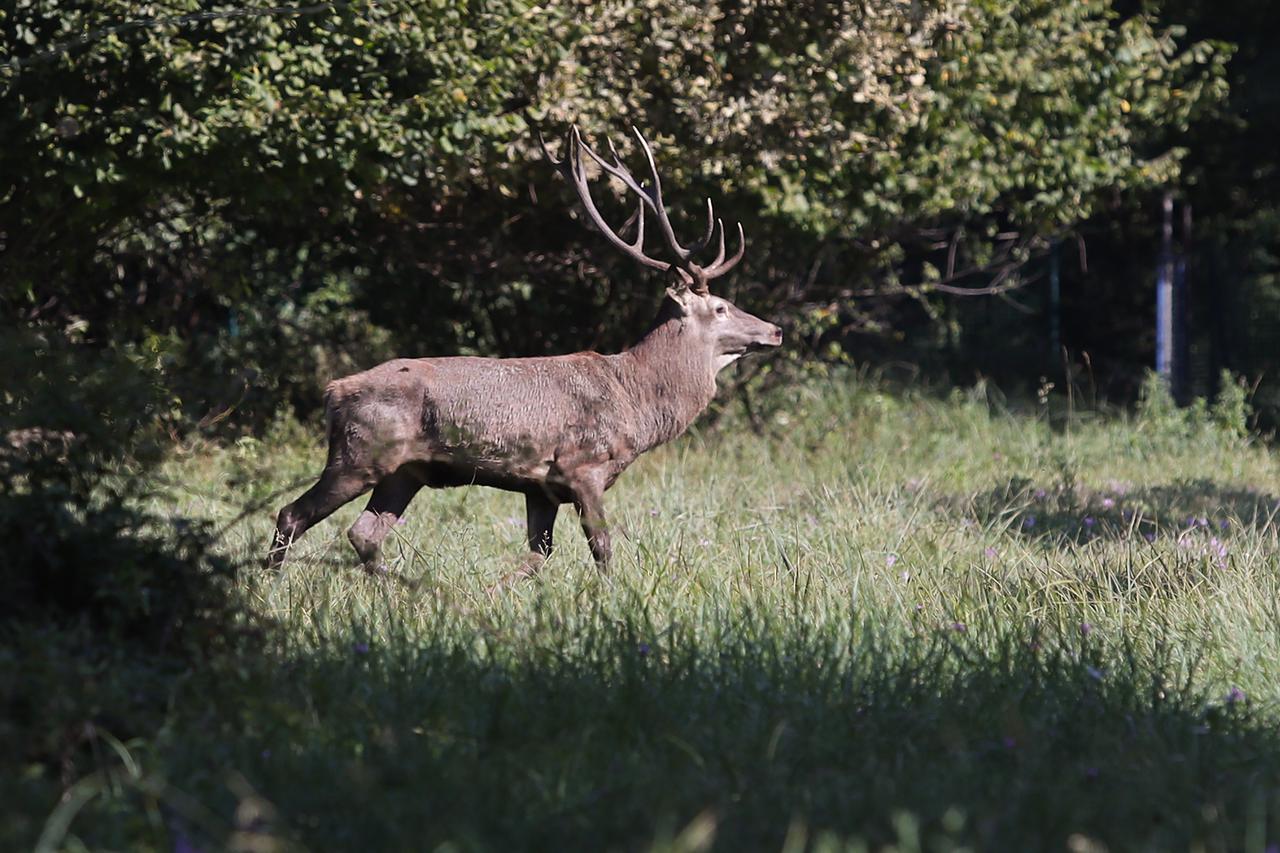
[665,286,693,315]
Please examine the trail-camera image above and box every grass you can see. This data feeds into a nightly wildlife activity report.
[9,373,1280,851]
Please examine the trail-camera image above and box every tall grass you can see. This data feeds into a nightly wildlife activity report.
[12,373,1280,851]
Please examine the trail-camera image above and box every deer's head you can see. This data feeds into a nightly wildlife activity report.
[543,126,782,372]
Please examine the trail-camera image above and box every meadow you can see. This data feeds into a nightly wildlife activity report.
[10,373,1280,852]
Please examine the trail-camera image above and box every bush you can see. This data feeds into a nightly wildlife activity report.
[1135,368,1253,447]
[0,1,1229,432]
[0,327,249,645]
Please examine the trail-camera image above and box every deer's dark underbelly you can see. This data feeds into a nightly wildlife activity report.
[398,460,577,503]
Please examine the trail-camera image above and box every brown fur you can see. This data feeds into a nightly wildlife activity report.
[266,292,781,580]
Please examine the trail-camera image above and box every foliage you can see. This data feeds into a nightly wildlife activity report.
[0,326,245,649]
[1210,369,1253,437]
[0,327,261,853]
[1135,368,1254,449]
[1033,0,1280,422]
[8,372,1280,850]
[543,0,1223,236]
[0,0,559,284]
[1,0,565,427]
[0,0,1228,429]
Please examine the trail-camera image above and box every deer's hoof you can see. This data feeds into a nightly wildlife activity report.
[487,554,545,595]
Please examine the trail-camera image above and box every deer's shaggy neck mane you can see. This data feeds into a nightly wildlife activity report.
[619,311,718,452]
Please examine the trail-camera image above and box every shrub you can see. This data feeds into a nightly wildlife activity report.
[0,327,249,646]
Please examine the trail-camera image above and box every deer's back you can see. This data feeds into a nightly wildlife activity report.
[324,354,637,485]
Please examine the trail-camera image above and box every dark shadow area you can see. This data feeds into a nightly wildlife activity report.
[949,476,1280,548]
[15,618,1280,852]
[0,330,260,848]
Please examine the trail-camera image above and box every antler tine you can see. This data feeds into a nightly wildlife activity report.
[573,134,650,217]
[623,195,646,252]
[708,218,727,269]
[630,126,695,262]
[702,221,746,280]
[580,131,654,260]
[600,135,660,211]
[562,126,668,272]
[693,198,716,253]
[685,217,724,296]
[537,130,564,169]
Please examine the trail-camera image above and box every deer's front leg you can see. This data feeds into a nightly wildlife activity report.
[492,491,559,590]
[525,490,559,566]
[570,471,612,571]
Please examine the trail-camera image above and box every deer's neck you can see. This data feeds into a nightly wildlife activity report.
[620,315,717,452]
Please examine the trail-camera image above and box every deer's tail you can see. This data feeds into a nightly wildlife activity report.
[321,380,345,458]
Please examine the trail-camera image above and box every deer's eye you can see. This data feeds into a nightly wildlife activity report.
[715,305,727,316]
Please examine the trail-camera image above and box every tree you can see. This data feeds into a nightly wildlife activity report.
[0,0,1227,428]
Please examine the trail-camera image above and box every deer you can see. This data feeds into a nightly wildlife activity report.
[265,126,782,583]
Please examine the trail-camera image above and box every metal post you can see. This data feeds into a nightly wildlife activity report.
[1176,202,1193,402]
[1156,191,1174,383]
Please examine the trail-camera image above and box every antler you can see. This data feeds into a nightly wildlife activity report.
[540,125,746,294]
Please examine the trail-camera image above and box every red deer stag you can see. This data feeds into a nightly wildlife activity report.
[266,126,782,580]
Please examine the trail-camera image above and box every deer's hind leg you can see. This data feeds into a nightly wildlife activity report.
[268,467,378,570]
[347,467,425,573]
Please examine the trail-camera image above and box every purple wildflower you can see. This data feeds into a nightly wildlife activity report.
[951,621,967,633]
[1080,622,1093,637]
[1219,519,1230,530]
[1143,531,1156,543]
[1083,516,1096,529]
[1023,515,1037,530]
[1101,497,1116,510]
[1034,488,1047,500]
[1085,766,1100,780]
[886,554,898,568]
[984,546,998,560]
[1002,735,1017,750]
[638,643,651,657]
[1225,686,1246,704]
[353,641,369,655]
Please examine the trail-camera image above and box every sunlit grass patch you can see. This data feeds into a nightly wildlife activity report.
[13,374,1280,851]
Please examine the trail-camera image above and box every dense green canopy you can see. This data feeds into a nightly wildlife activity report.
[0,0,1232,428]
